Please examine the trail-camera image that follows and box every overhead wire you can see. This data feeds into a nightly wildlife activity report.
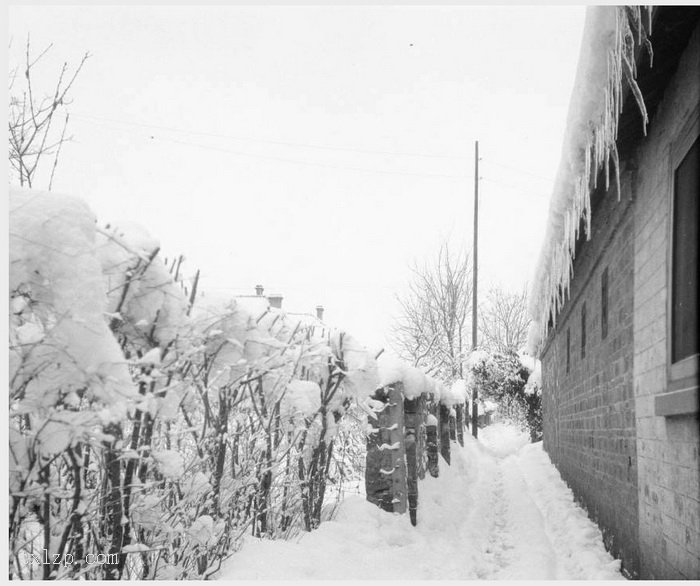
[71,112,466,160]
[71,115,470,180]
[71,113,555,189]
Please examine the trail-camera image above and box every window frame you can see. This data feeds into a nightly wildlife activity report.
[664,107,699,407]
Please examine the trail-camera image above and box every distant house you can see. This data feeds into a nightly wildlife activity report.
[234,284,327,330]
[528,7,699,579]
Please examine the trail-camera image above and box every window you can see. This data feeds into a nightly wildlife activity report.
[658,134,698,418]
[581,303,587,359]
[566,328,571,374]
[671,137,698,363]
[601,268,609,340]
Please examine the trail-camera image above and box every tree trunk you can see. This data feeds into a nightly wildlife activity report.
[102,423,124,580]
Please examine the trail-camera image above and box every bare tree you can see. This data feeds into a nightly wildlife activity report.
[8,35,89,189]
[478,286,530,354]
[392,244,472,380]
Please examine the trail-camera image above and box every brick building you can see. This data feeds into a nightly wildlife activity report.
[528,7,699,579]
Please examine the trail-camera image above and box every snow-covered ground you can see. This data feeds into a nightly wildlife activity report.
[218,423,624,580]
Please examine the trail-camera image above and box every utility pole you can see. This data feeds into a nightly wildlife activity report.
[471,140,479,439]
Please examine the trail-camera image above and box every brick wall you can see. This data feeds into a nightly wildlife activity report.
[541,172,639,576]
[632,23,700,580]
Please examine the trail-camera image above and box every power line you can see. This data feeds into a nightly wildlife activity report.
[72,112,466,160]
[153,134,470,180]
[483,159,554,183]
[70,113,557,186]
[481,176,550,198]
[72,116,469,181]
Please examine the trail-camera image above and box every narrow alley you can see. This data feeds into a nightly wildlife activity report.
[218,424,624,580]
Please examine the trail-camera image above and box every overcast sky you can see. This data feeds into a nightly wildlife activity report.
[8,5,586,350]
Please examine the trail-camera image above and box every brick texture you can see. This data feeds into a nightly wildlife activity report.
[542,21,700,581]
[542,175,640,577]
[632,23,700,581]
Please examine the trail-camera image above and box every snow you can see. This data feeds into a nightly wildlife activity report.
[376,352,405,387]
[9,187,135,416]
[282,380,322,420]
[97,221,189,347]
[518,352,542,396]
[187,515,216,546]
[15,322,44,345]
[440,378,467,407]
[375,352,443,402]
[527,6,652,353]
[479,399,498,413]
[151,450,185,479]
[334,331,380,401]
[467,348,489,369]
[525,361,542,396]
[137,347,162,366]
[217,422,623,580]
[401,366,428,399]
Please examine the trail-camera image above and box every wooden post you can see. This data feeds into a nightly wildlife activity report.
[426,402,439,478]
[404,396,420,526]
[387,384,407,514]
[417,394,427,480]
[455,403,464,447]
[366,385,408,515]
[439,403,451,465]
[448,408,456,441]
[365,387,393,512]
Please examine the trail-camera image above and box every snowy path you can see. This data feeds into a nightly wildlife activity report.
[218,424,624,580]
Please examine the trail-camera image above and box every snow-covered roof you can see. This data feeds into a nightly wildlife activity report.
[286,311,325,329]
[527,6,653,354]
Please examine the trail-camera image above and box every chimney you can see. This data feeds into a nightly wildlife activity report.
[268,294,283,309]
[316,305,324,321]
[255,284,264,297]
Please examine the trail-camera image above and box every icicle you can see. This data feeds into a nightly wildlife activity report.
[612,146,621,201]
[530,5,653,354]
[621,51,648,135]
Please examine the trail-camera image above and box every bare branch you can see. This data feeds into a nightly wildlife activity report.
[391,243,472,381]
[9,37,89,189]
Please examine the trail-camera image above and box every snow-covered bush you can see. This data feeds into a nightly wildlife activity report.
[8,186,441,580]
[8,186,381,578]
[466,349,542,442]
[9,188,138,579]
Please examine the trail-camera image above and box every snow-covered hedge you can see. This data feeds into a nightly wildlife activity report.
[7,188,366,578]
[9,186,452,579]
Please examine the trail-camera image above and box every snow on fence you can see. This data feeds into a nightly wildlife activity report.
[364,360,468,526]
